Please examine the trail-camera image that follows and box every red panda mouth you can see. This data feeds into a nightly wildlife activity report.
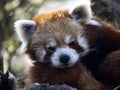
[43,55,80,69]
[49,47,80,68]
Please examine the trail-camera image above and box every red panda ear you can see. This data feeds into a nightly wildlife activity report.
[69,0,92,22]
[14,20,37,43]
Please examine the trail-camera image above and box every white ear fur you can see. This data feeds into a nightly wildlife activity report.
[14,20,37,43]
[69,0,92,21]
[14,20,37,53]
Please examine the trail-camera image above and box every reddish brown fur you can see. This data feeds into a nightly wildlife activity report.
[33,9,69,26]
[93,17,120,50]
[98,50,120,86]
[26,62,109,90]
[81,18,120,89]
[25,10,120,90]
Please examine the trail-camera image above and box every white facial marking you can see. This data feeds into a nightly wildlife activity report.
[77,34,89,51]
[64,35,71,44]
[86,20,102,27]
[47,38,57,47]
[51,47,79,68]
[35,47,46,62]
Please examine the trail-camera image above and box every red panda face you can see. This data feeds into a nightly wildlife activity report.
[14,4,102,68]
[28,34,88,68]
[25,15,89,68]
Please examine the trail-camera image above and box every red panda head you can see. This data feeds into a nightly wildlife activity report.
[14,2,102,68]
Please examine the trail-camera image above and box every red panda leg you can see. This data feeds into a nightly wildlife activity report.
[98,50,120,86]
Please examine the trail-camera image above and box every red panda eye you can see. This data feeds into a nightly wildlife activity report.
[47,47,56,52]
[68,41,75,47]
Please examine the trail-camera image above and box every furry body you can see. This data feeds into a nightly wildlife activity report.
[27,62,107,90]
[26,11,120,90]
[14,3,120,90]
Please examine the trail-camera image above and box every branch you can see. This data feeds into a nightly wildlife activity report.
[30,83,77,90]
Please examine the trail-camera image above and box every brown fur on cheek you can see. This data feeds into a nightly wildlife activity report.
[25,46,37,61]
[25,41,46,61]
[70,41,84,53]
[43,49,53,64]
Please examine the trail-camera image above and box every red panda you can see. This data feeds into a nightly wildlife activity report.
[14,2,120,90]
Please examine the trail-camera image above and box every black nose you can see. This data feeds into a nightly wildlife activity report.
[59,54,70,64]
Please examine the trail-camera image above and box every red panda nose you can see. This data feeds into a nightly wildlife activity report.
[59,54,70,64]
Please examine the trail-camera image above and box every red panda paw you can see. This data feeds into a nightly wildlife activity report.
[30,83,77,90]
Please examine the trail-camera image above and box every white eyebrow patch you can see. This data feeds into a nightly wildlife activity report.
[47,38,57,47]
[35,46,46,62]
[64,35,71,44]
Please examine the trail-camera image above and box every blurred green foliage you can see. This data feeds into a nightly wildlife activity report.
[0,0,46,49]
[0,0,47,71]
